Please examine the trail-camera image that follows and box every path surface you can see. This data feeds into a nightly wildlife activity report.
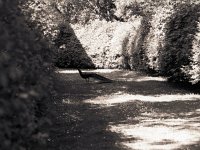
[47,69,200,150]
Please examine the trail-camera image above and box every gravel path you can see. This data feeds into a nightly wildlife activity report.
[47,69,200,150]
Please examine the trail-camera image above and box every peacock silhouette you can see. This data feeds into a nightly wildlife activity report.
[77,69,113,83]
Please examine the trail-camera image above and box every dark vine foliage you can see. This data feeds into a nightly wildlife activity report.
[0,0,55,150]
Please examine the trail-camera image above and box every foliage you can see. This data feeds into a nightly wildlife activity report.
[22,0,200,84]
[54,23,95,68]
[131,17,151,71]
[117,0,200,84]
[58,0,117,24]
[22,0,94,68]
[71,18,142,68]
[187,22,200,84]
[60,0,200,84]
[143,6,174,72]
[0,0,55,149]
[160,4,200,83]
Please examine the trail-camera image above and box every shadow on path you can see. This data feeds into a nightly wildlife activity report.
[46,70,200,150]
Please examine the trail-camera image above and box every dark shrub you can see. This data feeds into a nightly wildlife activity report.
[160,4,200,82]
[0,0,55,149]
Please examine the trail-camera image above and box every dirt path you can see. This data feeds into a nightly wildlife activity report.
[47,69,200,150]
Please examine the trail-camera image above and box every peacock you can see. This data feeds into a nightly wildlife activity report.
[77,69,112,83]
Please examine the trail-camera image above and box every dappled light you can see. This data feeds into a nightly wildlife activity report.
[83,89,200,149]
[84,93,200,106]
[116,76,167,82]
[108,108,200,150]
[135,76,167,82]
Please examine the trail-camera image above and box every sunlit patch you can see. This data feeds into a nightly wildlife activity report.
[121,72,138,77]
[117,76,166,82]
[135,76,167,82]
[112,76,167,82]
[108,109,200,150]
[84,93,200,106]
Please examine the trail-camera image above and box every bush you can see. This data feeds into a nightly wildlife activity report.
[0,0,55,149]
[160,4,200,82]
[22,0,95,69]
[54,24,95,68]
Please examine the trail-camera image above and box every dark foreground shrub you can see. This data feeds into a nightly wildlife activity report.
[0,0,55,149]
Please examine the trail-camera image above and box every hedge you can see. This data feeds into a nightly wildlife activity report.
[0,0,55,149]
